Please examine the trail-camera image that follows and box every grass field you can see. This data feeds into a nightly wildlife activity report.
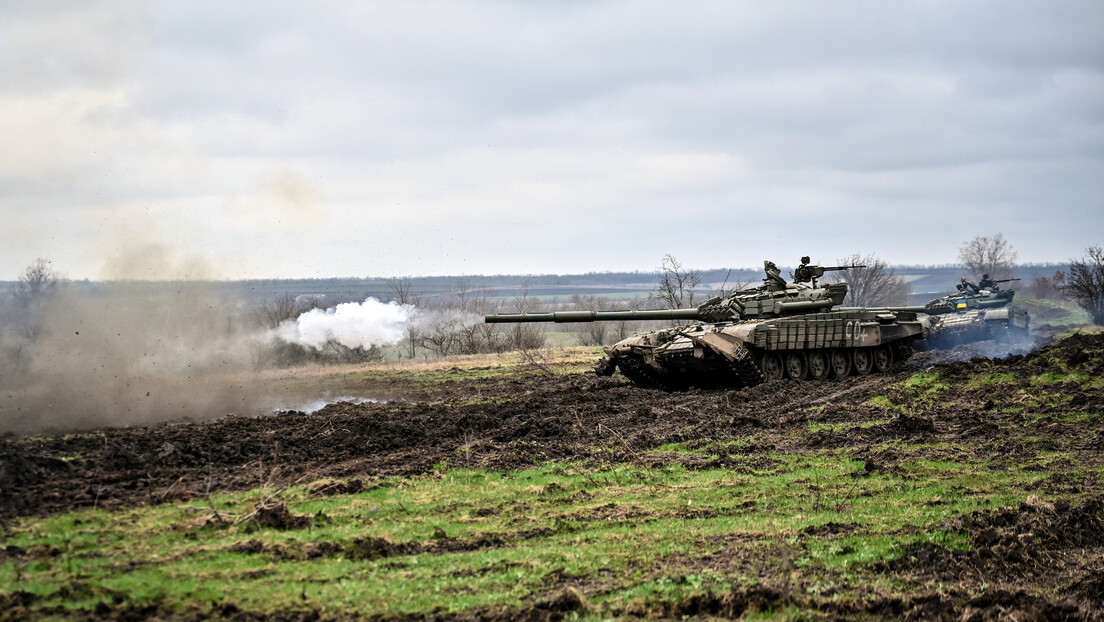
[3,332,1103,619]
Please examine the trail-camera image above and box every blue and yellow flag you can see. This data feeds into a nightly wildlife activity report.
[956,299,968,309]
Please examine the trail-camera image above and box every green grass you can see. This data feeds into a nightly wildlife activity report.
[966,371,1017,389]
[5,332,1102,618]
[1,449,1061,619]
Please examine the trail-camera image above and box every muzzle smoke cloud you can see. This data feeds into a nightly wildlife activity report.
[269,297,485,353]
[273,298,412,350]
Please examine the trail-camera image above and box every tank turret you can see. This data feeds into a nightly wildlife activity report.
[486,259,856,325]
[486,257,927,391]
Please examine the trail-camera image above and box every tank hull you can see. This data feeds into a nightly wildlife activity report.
[922,306,1031,349]
[598,309,926,390]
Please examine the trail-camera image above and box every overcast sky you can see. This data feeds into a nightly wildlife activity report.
[1,1,1101,280]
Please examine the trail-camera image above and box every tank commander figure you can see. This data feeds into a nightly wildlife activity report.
[979,274,995,290]
[957,278,981,294]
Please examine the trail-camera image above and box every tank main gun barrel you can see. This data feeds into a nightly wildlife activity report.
[487,255,856,326]
[485,308,704,323]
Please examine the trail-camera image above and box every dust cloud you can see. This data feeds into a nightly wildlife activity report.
[0,283,273,434]
[0,284,487,435]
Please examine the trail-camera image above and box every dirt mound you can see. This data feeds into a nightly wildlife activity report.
[879,495,1104,619]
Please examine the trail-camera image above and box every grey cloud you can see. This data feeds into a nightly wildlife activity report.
[0,1,1101,278]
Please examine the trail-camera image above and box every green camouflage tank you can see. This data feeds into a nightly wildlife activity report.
[486,257,928,391]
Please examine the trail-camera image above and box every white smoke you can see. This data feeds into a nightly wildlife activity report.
[274,297,413,349]
[410,307,485,333]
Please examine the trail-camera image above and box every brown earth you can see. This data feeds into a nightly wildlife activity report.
[2,332,1103,620]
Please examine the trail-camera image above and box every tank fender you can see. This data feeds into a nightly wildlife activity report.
[982,308,1009,321]
[875,313,897,324]
[686,331,746,362]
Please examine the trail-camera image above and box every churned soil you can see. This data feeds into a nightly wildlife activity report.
[3,332,1104,620]
[0,364,898,521]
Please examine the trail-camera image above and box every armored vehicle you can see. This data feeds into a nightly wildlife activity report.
[485,257,928,390]
[905,276,1030,348]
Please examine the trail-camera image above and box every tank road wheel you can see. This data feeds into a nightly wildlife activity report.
[829,349,851,378]
[852,348,873,376]
[784,352,807,380]
[759,352,784,380]
[806,350,829,381]
[872,344,894,373]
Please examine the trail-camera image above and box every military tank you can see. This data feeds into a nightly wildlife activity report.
[485,257,928,391]
[902,275,1030,348]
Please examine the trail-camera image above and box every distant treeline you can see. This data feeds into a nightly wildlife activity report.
[0,263,1072,308]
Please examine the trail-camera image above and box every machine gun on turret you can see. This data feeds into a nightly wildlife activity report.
[791,256,865,287]
[978,275,1020,291]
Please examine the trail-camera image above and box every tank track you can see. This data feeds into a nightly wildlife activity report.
[727,345,765,389]
[615,355,673,391]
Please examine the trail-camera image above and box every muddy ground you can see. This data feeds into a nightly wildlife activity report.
[2,332,1103,620]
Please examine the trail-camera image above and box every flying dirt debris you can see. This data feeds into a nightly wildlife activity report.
[486,257,928,391]
[893,275,1031,349]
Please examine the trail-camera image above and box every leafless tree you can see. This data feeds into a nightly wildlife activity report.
[1062,246,1104,325]
[15,258,60,305]
[710,269,753,298]
[507,278,546,351]
[571,295,610,346]
[959,234,1018,281]
[420,279,508,356]
[387,276,417,305]
[419,312,463,357]
[388,276,421,358]
[652,254,701,309]
[251,293,300,329]
[12,258,63,342]
[828,253,911,307]
[1029,270,1067,300]
[1,258,62,379]
[570,294,642,346]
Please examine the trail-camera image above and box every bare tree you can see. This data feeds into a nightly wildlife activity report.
[1,258,62,379]
[828,253,911,307]
[1062,246,1104,325]
[570,294,643,346]
[710,269,753,298]
[959,234,1018,281]
[15,258,60,305]
[420,279,508,356]
[571,295,610,346]
[419,311,463,357]
[387,276,417,305]
[388,276,421,358]
[1029,270,1067,300]
[652,254,701,309]
[251,293,300,329]
[507,278,546,351]
[13,258,62,342]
